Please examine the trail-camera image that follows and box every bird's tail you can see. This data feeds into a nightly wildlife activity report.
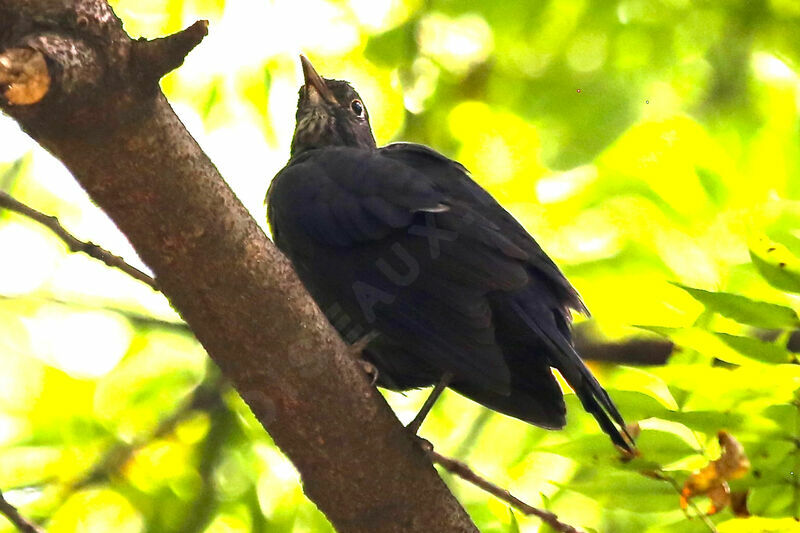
[564,355,635,452]
[510,300,635,453]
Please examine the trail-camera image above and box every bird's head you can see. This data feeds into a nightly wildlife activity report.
[290,55,377,156]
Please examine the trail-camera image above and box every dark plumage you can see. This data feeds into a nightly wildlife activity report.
[267,56,633,451]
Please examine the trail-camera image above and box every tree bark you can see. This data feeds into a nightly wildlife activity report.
[0,2,478,532]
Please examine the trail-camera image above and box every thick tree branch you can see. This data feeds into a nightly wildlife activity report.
[0,490,43,533]
[0,191,158,288]
[0,2,478,532]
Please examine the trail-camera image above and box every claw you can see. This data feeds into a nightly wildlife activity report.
[359,359,379,386]
[348,331,380,386]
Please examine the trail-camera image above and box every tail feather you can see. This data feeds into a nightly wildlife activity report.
[510,300,635,452]
[573,377,634,451]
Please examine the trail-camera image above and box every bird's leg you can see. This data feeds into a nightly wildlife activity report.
[407,372,453,435]
[348,331,380,386]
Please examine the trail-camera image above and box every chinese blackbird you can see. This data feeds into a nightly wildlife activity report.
[266,56,633,451]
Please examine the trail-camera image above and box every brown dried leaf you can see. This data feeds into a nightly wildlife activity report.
[679,431,750,515]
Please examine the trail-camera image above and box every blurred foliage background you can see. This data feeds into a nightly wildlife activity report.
[1,0,800,531]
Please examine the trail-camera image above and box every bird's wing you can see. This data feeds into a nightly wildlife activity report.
[380,142,588,316]
[380,143,632,450]
[269,146,557,393]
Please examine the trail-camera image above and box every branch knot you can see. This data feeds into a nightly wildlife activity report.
[0,47,49,105]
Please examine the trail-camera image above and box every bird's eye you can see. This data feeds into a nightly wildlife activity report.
[350,99,364,117]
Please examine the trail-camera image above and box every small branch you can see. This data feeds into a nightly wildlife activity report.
[0,293,187,335]
[0,489,43,533]
[649,471,718,533]
[179,382,234,533]
[131,20,208,85]
[573,331,674,366]
[0,191,157,289]
[71,372,223,492]
[429,450,584,533]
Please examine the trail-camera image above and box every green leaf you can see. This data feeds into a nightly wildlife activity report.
[746,484,795,518]
[696,166,728,206]
[761,404,797,428]
[201,83,220,119]
[601,390,672,421]
[714,332,794,364]
[507,510,521,533]
[364,21,418,67]
[666,410,747,435]
[536,433,630,467]
[560,471,676,512]
[671,283,800,329]
[640,326,772,366]
[749,238,800,294]
[538,428,697,469]
[634,428,700,465]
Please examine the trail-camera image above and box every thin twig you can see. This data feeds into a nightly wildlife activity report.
[454,410,492,458]
[0,191,157,289]
[650,471,718,533]
[0,489,43,533]
[70,371,224,492]
[0,158,25,192]
[429,450,584,533]
[0,293,186,333]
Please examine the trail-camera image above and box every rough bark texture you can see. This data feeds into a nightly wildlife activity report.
[0,2,478,532]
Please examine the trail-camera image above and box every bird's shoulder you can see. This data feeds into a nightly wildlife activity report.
[270,146,442,204]
[266,146,446,246]
[379,142,469,173]
[381,143,588,315]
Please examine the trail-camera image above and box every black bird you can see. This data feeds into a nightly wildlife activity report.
[267,56,633,451]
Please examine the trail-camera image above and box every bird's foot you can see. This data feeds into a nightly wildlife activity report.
[348,331,380,386]
[358,359,379,386]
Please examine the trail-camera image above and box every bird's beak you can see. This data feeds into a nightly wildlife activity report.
[300,55,335,105]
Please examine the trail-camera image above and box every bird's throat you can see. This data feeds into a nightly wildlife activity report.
[292,107,333,154]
